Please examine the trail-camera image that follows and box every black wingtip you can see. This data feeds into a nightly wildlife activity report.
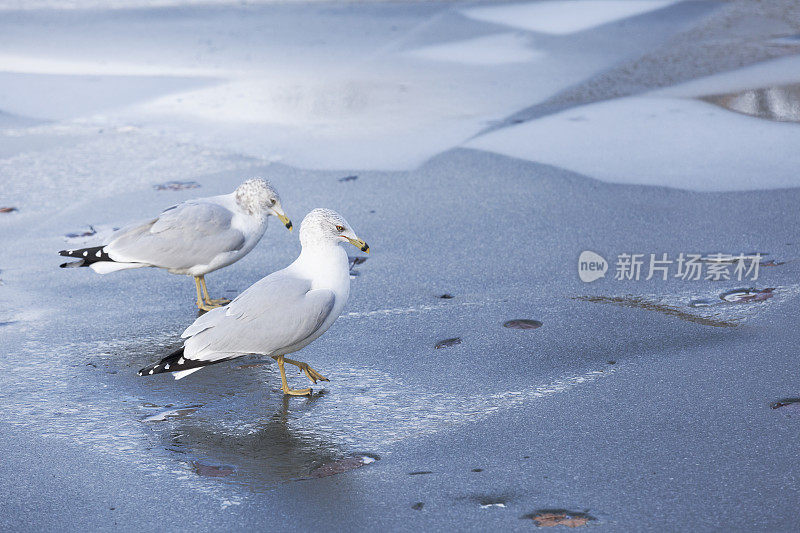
[138,363,159,376]
[138,359,168,377]
[58,245,113,266]
[138,347,187,377]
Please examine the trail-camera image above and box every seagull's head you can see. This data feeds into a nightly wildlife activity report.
[235,178,292,230]
[300,208,369,253]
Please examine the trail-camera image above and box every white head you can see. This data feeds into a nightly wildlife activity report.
[299,208,369,253]
[234,178,292,230]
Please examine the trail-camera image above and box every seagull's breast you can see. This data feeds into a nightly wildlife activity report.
[291,245,351,336]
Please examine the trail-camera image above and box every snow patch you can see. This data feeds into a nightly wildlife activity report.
[404,33,543,66]
[466,95,800,191]
[462,0,678,36]
[0,53,219,77]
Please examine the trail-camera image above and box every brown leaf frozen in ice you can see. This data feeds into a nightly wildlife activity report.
[522,510,595,527]
[308,455,377,478]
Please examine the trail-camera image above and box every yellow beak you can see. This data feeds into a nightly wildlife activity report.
[277,212,293,231]
[346,237,370,253]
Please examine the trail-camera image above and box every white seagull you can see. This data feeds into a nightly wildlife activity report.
[59,179,292,311]
[137,208,369,396]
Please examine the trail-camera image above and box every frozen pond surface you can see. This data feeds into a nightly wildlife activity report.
[2,0,800,530]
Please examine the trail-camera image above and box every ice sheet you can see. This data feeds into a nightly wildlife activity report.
[2,2,800,530]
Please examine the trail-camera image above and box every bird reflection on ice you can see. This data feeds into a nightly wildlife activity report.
[143,363,613,492]
[151,394,346,490]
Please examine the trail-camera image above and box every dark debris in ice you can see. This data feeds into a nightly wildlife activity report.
[770,398,800,410]
[65,226,97,239]
[503,319,542,330]
[348,256,367,270]
[348,256,367,277]
[192,461,235,478]
[153,181,201,191]
[435,337,462,349]
[574,295,739,328]
[719,288,774,304]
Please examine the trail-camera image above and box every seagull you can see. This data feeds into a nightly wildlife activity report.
[138,208,369,396]
[59,179,292,311]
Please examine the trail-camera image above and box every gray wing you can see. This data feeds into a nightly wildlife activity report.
[180,272,336,363]
[106,201,245,269]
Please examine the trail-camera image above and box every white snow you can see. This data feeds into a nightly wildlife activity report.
[0,0,661,170]
[0,2,795,192]
[466,95,800,191]
[120,60,597,170]
[462,0,678,35]
[0,53,218,77]
[404,33,543,65]
[466,51,800,191]
[0,0,384,9]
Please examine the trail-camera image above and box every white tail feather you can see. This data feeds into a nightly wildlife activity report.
[90,262,146,274]
[173,367,203,380]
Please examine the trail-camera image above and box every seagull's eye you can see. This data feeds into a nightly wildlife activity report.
[268,198,276,206]
[335,225,345,232]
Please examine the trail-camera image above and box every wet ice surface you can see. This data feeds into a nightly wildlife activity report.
[2,0,800,530]
[701,85,800,123]
[0,281,617,492]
